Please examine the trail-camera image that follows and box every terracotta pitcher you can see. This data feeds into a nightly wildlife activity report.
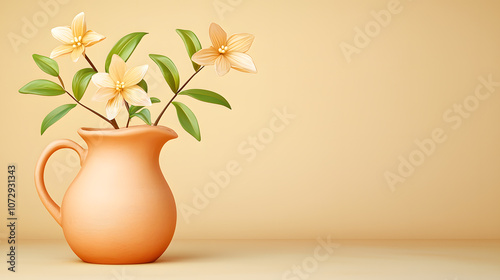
[34,125,178,264]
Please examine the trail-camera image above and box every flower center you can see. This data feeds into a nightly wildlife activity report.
[115,81,125,92]
[218,45,228,54]
[70,36,83,48]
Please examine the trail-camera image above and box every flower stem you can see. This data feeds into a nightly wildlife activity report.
[65,90,119,129]
[125,102,131,128]
[57,75,119,129]
[57,75,65,89]
[153,66,205,126]
[84,54,98,72]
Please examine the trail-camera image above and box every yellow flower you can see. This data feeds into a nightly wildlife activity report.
[50,12,105,62]
[192,23,257,76]
[91,55,151,120]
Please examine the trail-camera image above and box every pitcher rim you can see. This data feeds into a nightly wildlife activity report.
[77,125,178,139]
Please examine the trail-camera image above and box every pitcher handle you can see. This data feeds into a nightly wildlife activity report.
[34,139,86,226]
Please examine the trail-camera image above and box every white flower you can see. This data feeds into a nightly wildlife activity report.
[91,55,151,120]
[192,23,257,76]
[50,12,105,62]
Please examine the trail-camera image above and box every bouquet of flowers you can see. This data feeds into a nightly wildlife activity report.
[19,12,257,141]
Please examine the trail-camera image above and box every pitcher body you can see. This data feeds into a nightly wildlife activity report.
[35,125,178,264]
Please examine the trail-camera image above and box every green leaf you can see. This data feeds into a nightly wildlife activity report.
[179,89,231,109]
[19,79,65,96]
[41,104,77,135]
[105,32,148,72]
[149,54,180,93]
[72,68,96,101]
[176,29,202,71]
[137,79,148,93]
[128,106,141,116]
[128,97,161,115]
[172,101,201,141]
[130,108,152,125]
[32,54,59,77]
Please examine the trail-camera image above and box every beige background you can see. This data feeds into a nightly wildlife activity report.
[1,0,500,241]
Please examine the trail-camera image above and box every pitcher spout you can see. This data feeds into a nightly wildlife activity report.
[153,125,178,142]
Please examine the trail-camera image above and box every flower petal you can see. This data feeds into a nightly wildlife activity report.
[92,87,117,102]
[122,85,152,106]
[191,47,219,65]
[124,65,148,87]
[209,23,227,49]
[109,54,126,83]
[225,52,257,73]
[214,55,231,76]
[51,26,73,44]
[92,73,115,88]
[50,45,73,59]
[82,30,105,47]
[105,94,124,120]
[227,33,254,53]
[70,45,85,62]
[71,12,86,37]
